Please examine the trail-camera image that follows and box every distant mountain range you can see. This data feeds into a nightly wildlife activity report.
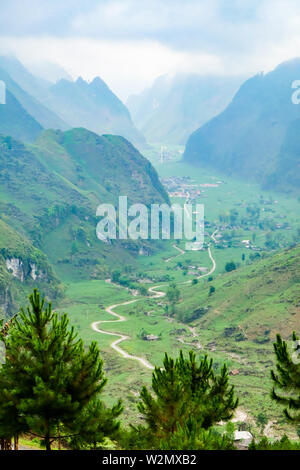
[43,76,145,144]
[0,63,68,135]
[0,56,145,144]
[127,73,244,144]
[184,58,300,194]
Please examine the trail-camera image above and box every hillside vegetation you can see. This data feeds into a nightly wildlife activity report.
[177,245,300,340]
[0,129,168,315]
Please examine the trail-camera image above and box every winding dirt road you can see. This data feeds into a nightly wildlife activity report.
[92,241,217,370]
[92,299,155,370]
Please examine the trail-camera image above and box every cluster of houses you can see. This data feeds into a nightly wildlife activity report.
[161,176,202,200]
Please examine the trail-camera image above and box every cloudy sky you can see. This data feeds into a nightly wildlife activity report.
[1,0,300,99]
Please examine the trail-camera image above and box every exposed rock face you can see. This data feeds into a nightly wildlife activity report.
[5,258,43,282]
[6,258,24,282]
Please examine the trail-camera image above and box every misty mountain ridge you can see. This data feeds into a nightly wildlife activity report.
[0,56,145,144]
[42,76,145,144]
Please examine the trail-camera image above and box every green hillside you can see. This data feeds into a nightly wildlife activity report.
[33,128,167,205]
[0,129,169,315]
[177,245,300,341]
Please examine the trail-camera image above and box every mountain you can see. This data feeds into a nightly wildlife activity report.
[0,64,69,131]
[0,56,51,104]
[43,77,146,144]
[265,117,300,194]
[32,128,167,206]
[184,59,300,192]
[127,73,244,144]
[0,89,43,142]
[0,129,168,314]
[0,56,144,144]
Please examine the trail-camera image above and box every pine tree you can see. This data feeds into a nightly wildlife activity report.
[0,289,122,450]
[136,350,238,448]
[271,332,300,423]
[0,369,27,450]
[68,398,123,449]
[159,418,235,450]
[0,315,24,450]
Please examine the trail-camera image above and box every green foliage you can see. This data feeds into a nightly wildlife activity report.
[177,306,208,324]
[256,412,268,433]
[0,289,122,450]
[271,332,300,424]
[124,418,235,450]
[131,350,238,449]
[209,285,216,295]
[67,398,123,450]
[166,283,180,314]
[225,261,237,272]
[249,435,300,450]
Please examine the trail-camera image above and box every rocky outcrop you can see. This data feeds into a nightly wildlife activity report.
[5,258,24,281]
[5,258,43,282]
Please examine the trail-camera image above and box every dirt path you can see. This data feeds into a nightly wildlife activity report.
[92,299,155,370]
[92,242,217,370]
[165,244,185,263]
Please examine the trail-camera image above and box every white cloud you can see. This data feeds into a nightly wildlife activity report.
[0,36,222,100]
[2,1,300,98]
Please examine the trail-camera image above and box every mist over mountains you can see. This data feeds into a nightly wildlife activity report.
[0,56,144,144]
[43,76,145,144]
[127,73,244,144]
[184,58,300,194]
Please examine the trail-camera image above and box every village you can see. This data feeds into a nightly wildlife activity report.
[160,175,226,202]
